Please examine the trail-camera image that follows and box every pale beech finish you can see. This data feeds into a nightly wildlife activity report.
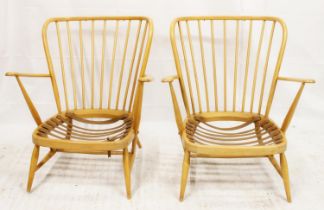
[6,16,153,199]
[180,150,190,201]
[163,16,315,202]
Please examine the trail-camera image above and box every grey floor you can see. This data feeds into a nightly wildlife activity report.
[0,120,323,210]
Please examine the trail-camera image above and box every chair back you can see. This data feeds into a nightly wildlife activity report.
[42,17,153,113]
[170,16,287,116]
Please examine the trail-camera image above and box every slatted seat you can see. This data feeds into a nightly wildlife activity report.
[36,113,132,142]
[185,116,283,147]
[162,16,315,202]
[181,113,287,158]
[32,112,135,154]
[6,16,153,199]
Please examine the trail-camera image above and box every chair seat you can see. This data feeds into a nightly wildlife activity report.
[32,112,135,153]
[182,113,286,157]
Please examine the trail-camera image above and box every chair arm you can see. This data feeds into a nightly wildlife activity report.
[6,71,51,126]
[5,72,51,78]
[161,75,183,134]
[277,76,315,84]
[277,75,315,132]
[161,75,178,83]
[138,75,153,82]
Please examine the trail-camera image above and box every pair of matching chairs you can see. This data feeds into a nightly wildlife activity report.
[6,16,314,202]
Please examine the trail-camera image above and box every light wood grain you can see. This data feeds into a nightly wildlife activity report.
[6,16,153,199]
[165,16,314,202]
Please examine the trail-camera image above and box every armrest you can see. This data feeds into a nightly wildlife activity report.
[6,72,51,77]
[277,75,315,132]
[138,75,153,82]
[6,71,51,125]
[277,76,315,84]
[161,75,178,83]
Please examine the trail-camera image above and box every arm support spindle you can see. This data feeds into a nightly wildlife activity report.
[5,72,51,125]
[162,75,184,134]
[277,76,315,133]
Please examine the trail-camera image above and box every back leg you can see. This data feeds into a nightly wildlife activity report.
[179,151,190,201]
[123,148,131,199]
[27,145,40,192]
[280,153,292,202]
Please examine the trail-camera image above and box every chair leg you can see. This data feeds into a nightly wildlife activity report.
[179,150,190,201]
[123,148,131,199]
[280,153,292,202]
[27,145,40,192]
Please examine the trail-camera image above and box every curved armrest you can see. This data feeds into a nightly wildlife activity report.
[138,75,153,82]
[277,75,315,132]
[6,72,51,78]
[277,76,315,84]
[161,75,178,83]
[6,71,51,126]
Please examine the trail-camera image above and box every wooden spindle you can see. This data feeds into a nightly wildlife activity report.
[265,20,287,117]
[223,20,227,112]
[91,20,95,109]
[55,22,69,110]
[99,21,107,109]
[66,21,77,110]
[123,20,142,110]
[258,21,275,114]
[116,20,131,109]
[186,21,202,113]
[250,21,265,113]
[233,20,239,112]
[210,20,218,112]
[128,21,148,111]
[79,21,86,109]
[178,22,196,113]
[198,20,210,112]
[241,20,253,112]
[108,21,120,109]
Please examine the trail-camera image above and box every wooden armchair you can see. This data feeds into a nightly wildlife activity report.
[162,16,315,202]
[6,16,153,199]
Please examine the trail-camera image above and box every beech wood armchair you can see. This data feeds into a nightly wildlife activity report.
[162,16,315,202]
[6,16,153,199]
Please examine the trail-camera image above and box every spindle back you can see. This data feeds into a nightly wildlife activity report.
[42,17,153,113]
[170,16,287,116]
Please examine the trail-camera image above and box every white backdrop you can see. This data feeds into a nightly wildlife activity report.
[0,0,323,128]
[0,1,324,209]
